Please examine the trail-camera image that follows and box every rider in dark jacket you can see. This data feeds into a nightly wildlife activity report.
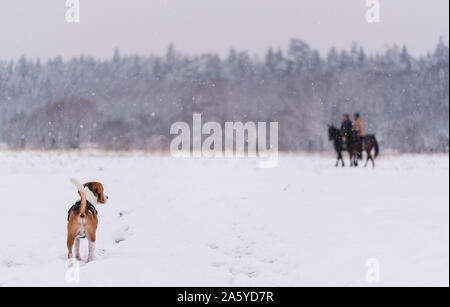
[340,114,353,149]
[341,114,352,138]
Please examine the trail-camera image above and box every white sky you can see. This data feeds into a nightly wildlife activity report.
[0,0,448,60]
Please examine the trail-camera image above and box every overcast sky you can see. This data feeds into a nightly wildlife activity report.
[0,0,448,60]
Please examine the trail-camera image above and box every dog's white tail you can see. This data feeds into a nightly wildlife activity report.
[70,178,87,218]
[70,178,84,191]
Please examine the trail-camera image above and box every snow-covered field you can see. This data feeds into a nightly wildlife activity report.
[0,151,448,287]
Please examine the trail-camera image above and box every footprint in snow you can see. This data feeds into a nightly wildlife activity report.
[97,248,107,256]
[118,210,131,218]
[207,243,219,250]
[114,226,131,244]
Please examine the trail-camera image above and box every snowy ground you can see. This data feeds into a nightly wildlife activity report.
[0,151,448,287]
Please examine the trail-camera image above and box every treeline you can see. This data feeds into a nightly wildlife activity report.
[0,39,448,152]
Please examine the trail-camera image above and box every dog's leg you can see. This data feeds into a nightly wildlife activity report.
[86,224,97,262]
[87,227,96,262]
[74,238,81,260]
[67,233,76,259]
[87,240,96,262]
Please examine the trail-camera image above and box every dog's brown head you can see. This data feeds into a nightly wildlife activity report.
[84,182,108,204]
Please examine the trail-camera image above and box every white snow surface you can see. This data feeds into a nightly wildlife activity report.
[0,151,448,286]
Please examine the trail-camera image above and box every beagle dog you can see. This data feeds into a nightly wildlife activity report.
[68,179,108,262]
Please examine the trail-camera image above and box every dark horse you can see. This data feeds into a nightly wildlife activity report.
[353,134,380,167]
[328,125,379,167]
[328,125,355,167]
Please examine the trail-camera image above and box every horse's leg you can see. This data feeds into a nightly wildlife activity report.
[370,143,376,168]
[339,152,344,167]
[351,150,358,167]
[364,149,369,167]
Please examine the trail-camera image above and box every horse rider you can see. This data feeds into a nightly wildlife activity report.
[353,113,365,156]
[353,113,364,137]
[340,114,353,148]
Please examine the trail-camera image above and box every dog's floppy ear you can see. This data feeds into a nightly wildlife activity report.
[84,182,107,204]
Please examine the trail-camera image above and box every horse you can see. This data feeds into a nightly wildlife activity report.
[352,134,379,167]
[328,125,359,167]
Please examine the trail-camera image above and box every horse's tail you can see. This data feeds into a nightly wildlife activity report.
[373,136,379,158]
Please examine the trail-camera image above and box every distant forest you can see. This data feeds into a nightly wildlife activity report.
[0,39,448,152]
